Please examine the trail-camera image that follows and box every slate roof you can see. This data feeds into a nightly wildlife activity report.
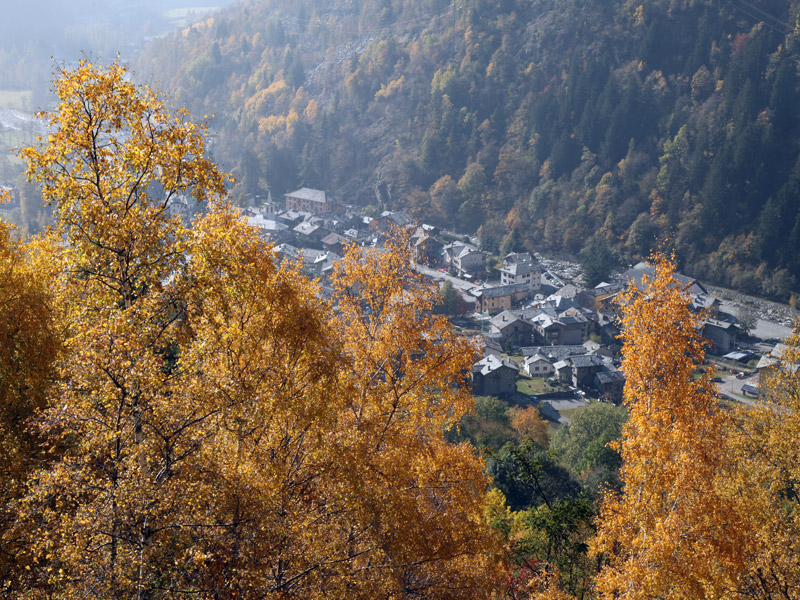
[379,210,412,227]
[490,310,531,330]
[568,354,605,368]
[691,293,720,311]
[520,345,587,360]
[756,343,793,370]
[245,215,288,231]
[321,232,349,246]
[523,353,553,365]
[472,354,520,375]
[286,187,328,203]
[293,221,321,235]
[623,263,708,295]
[501,252,540,276]
[595,370,626,385]
[702,318,737,331]
[555,284,581,299]
[474,283,530,299]
[513,307,557,320]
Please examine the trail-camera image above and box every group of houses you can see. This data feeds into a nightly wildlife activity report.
[456,258,736,403]
[233,187,745,404]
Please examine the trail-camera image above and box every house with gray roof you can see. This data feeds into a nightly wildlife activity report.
[522,353,555,377]
[490,310,535,348]
[443,242,486,278]
[553,354,606,387]
[474,283,531,315]
[520,345,587,361]
[472,354,520,396]
[756,342,798,400]
[244,214,290,242]
[701,319,738,354]
[623,263,708,295]
[594,370,626,402]
[321,232,350,254]
[531,313,589,346]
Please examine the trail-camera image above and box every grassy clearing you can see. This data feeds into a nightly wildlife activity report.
[516,376,553,395]
[0,90,32,110]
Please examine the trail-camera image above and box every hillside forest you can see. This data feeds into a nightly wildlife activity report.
[4,60,800,599]
[136,0,800,301]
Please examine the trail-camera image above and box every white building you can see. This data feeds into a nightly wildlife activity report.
[500,252,542,294]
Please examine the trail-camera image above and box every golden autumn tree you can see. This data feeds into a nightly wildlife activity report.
[590,254,752,600]
[16,59,229,597]
[12,61,500,598]
[325,233,501,597]
[723,332,800,598]
[0,212,61,594]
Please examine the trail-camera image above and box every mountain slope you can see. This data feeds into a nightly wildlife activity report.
[137,0,800,299]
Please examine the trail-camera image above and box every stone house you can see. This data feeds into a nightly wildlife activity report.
[531,313,590,346]
[594,370,626,402]
[554,354,606,387]
[701,319,738,354]
[490,310,534,349]
[443,242,486,278]
[472,355,519,396]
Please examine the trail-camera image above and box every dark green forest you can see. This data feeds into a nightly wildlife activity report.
[138,0,800,300]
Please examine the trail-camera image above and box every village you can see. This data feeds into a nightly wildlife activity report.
[184,185,793,423]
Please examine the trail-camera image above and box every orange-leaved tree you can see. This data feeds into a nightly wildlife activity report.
[723,330,800,598]
[0,212,61,595]
[16,59,228,598]
[326,232,501,597]
[12,61,500,599]
[590,253,752,600]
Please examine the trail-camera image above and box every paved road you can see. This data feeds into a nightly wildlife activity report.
[715,371,757,407]
[539,397,588,424]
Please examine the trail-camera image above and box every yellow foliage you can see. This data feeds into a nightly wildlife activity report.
[8,63,500,599]
[259,114,286,135]
[509,406,549,448]
[304,98,319,121]
[375,75,405,100]
[590,253,751,600]
[0,221,61,591]
[264,77,289,96]
[723,332,800,597]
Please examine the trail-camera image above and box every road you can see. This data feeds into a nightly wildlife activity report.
[715,371,757,406]
[538,397,588,424]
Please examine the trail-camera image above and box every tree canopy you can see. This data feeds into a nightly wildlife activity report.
[3,61,501,599]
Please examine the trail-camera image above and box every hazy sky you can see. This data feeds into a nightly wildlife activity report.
[1,1,240,49]
[0,0,240,101]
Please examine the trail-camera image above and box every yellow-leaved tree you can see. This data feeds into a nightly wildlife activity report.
[590,254,752,600]
[723,331,800,598]
[0,211,61,594]
[16,59,229,597]
[11,61,499,598]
